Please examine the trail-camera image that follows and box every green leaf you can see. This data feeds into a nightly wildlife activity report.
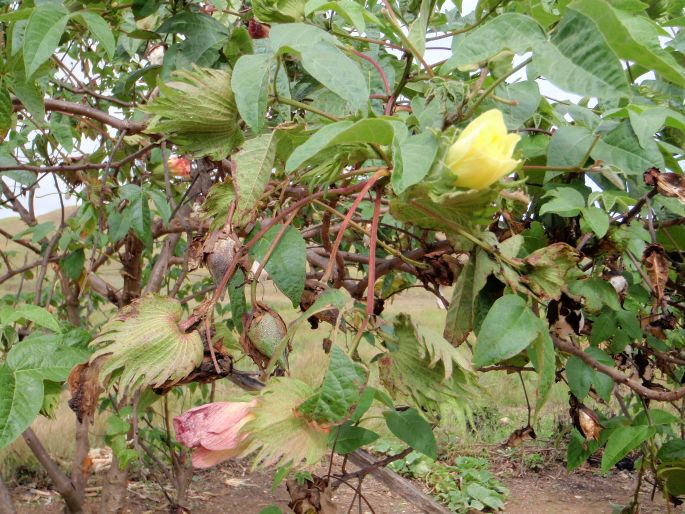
[7,73,45,121]
[445,14,545,70]
[527,330,556,418]
[250,224,305,307]
[585,347,614,402]
[6,334,90,383]
[473,295,540,368]
[567,428,600,471]
[269,23,369,110]
[234,132,279,224]
[144,67,242,160]
[565,355,593,400]
[568,278,621,312]
[569,0,685,87]
[539,187,585,217]
[407,0,430,56]
[533,9,629,98]
[332,423,379,454]
[304,0,367,32]
[232,53,272,133]
[75,11,116,58]
[23,4,69,77]
[0,304,60,332]
[0,87,12,131]
[61,249,85,281]
[581,207,610,238]
[602,425,656,472]
[228,269,247,333]
[157,12,229,68]
[298,345,368,425]
[591,121,665,174]
[383,408,436,459]
[444,249,497,346]
[286,118,394,171]
[547,126,595,168]
[90,295,204,391]
[391,131,438,194]
[0,364,43,448]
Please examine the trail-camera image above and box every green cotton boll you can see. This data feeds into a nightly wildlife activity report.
[247,306,289,370]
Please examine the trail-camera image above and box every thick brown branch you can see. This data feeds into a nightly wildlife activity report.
[12,97,147,134]
[553,336,685,402]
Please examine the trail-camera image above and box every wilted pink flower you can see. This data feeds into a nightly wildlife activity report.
[174,400,256,468]
[168,156,191,177]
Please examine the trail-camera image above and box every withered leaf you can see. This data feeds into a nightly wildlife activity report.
[642,244,669,306]
[67,356,106,423]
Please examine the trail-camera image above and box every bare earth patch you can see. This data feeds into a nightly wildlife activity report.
[12,459,676,513]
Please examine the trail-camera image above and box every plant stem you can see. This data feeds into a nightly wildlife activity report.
[272,95,340,122]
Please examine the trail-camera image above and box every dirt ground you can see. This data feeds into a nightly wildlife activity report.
[11,458,678,514]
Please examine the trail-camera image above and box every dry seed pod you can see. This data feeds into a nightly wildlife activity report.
[203,230,239,285]
[242,303,289,371]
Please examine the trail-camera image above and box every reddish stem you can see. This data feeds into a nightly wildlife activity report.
[349,49,394,116]
[322,169,388,283]
[366,188,382,317]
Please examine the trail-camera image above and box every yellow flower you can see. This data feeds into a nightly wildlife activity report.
[446,109,521,190]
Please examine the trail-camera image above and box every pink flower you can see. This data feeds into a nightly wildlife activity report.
[173,400,256,468]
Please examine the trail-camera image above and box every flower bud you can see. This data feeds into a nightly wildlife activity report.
[174,400,257,468]
[167,156,191,177]
[446,109,520,190]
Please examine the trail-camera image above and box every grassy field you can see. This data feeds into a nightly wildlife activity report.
[0,209,570,482]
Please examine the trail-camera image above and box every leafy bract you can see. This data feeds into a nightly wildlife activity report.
[89,295,203,392]
[144,67,242,160]
[242,378,329,468]
[379,314,475,419]
[297,345,367,426]
[234,132,279,225]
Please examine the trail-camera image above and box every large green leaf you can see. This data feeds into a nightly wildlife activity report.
[565,356,593,400]
[383,408,436,459]
[0,87,12,131]
[473,295,540,368]
[298,345,368,425]
[527,328,556,418]
[569,0,685,87]
[591,121,665,173]
[332,423,379,454]
[157,12,229,68]
[269,23,369,111]
[23,4,69,77]
[0,304,60,332]
[232,53,272,133]
[144,67,242,160]
[391,131,438,195]
[250,224,306,306]
[0,333,88,448]
[89,295,204,391]
[445,14,545,70]
[75,11,116,58]
[533,9,629,98]
[286,118,394,171]
[234,132,279,224]
[0,364,43,448]
[602,425,656,472]
[546,126,595,168]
